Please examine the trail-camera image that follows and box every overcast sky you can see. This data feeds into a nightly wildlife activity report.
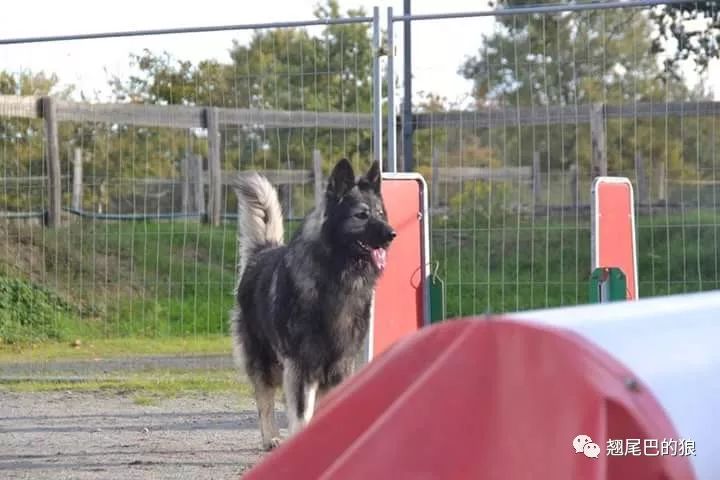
[1,0,716,105]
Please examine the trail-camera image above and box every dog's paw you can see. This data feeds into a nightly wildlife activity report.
[262,437,282,451]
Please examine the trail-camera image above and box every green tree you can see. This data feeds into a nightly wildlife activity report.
[110,0,375,174]
[650,1,720,77]
[459,0,702,193]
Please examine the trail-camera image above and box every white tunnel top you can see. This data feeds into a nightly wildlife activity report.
[507,291,720,480]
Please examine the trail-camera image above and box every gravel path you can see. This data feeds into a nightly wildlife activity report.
[0,390,279,480]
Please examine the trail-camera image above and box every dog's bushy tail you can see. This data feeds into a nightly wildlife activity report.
[233,172,284,279]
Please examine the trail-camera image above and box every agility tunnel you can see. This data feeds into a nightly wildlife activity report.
[241,290,718,479]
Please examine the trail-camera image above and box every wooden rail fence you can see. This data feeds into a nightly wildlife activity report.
[3,95,720,226]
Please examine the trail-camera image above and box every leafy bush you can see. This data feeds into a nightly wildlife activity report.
[448,180,514,226]
[0,275,76,344]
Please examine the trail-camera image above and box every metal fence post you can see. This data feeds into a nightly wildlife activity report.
[372,6,383,170]
[402,0,414,173]
[386,6,397,173]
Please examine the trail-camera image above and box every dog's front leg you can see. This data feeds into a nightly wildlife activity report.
[252,377,281,451]
[282,360,318,434]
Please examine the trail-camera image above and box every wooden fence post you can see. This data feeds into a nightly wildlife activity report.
[205,107,221,226]
[42,96,62,227]
[657,161,666,202]
[72,147,83,211]
[635,152,647,205]
[590,103,607,179]
[313,149,323,207]
[532,151,542,206]
[180,155,190,214]
[431,147,440,210]
[190,154,205,217]
[569,163,579,208]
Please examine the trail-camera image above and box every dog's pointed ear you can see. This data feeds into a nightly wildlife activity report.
[326,158,356,200]
[363,160,382,193]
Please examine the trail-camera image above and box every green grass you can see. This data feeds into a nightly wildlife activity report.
[0,274,85,343]
[0,369,252,398]
[2,209,719,353]
[0,335,230,362]
[435,209,720,317]
[132,394,159,406]
[1,220,240,343]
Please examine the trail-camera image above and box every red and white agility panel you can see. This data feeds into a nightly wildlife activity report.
[243,291,716,479]
[591,176,639,300]
[364,173,430,361]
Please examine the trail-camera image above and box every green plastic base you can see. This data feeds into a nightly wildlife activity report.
[429,275,446,323]
[589,267,627,303]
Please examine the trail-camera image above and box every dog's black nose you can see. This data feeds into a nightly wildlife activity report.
[388,230,397,240]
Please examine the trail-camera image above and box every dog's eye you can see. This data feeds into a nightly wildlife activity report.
[354,211,369,220]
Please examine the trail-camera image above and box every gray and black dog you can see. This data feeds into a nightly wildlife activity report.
[230,158,396,450]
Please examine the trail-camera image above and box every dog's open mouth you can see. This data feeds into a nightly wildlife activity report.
[356,241,387,270]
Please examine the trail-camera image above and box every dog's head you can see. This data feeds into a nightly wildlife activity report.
[322,158,396,271]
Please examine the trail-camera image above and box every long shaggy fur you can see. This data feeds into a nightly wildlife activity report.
[230,172,285,397]
[230,158,396,451]
[233,172,284,280]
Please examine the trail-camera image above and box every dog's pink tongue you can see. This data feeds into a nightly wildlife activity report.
[372,248,387,270]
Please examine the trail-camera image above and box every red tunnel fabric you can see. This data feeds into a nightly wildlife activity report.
[242,318,696,480]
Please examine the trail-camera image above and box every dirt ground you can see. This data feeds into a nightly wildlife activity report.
[0,390,279,480]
